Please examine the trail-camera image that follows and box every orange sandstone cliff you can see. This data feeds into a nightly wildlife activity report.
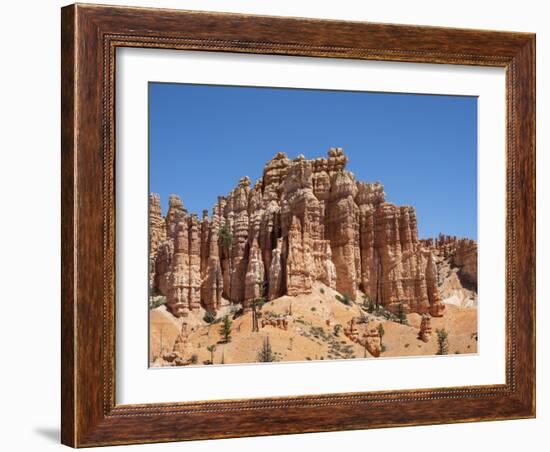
[149,148,446,318]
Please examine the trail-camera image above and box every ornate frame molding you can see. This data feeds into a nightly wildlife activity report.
[62,4,535,447]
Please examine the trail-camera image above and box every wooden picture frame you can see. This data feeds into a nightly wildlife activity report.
[61,3,535,447]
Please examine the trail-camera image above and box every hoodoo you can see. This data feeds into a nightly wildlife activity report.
[149,148,445,318]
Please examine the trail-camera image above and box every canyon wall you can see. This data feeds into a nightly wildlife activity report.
[150,148,446,317]
[421,234,478,290]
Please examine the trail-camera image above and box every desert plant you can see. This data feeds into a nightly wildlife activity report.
[219,315,232,343]
[257,336,276,362]
[319,287,325,294]
[436,328,449,355]
[377,323,385,346]
[333,324,342,336]
[206,344,216,363]
[189,354,198,364]
[361,294,376,313]
[335,293,352,306]
[203,309,216,324]
[369,305,397,322]
[251,297,266,333]
[149,296,167,310]
[230,306,243,319]
[396,301,408,325]
[368,297,376,313]
[252,297,266,310]
[218,223,233,251]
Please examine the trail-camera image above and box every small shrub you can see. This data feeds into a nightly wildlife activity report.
[311,307,316,312]
[231,307,244,319]
[335,294,352,306]
[257,335,276,363]
[149,296,167,310]
[362,295,376,313]
[377,323,385,347]
[436,328,449,355]
[218,223,233,250]
[252,297,266,310]
[320,287,325,294]
[396,301,409,325]
[206,344,216,363]
[219,315,233,343]
[203,310,216,324]
[190,354,198,364]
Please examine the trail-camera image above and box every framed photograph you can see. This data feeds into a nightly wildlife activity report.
[61,3,535,447]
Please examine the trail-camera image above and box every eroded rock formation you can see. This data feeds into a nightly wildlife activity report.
[149,148,446,317]
[149,194,166,288]
[362,327,382,358]
[418,314,433,342]
[421,234,478,290]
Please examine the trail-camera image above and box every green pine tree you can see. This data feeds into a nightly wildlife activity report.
[257,336,275,362]
[206,344,216,364]
[396,301,408,325]
[436,328,449,355]
[218,223,233,251]
[219,315,232,343]
[377,323,385,346]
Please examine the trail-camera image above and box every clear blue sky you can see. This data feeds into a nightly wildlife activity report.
[149,82,477,240]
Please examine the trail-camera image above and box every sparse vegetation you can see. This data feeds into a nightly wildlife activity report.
[252,297,266,310]
[257,336,276,362]
[436,328,449,355]
[319,287,325,294]
[251,295,266,333]
[396,301,409,325]
[362,295,376,313]
[149,296,166,310]
[377,323,385,347]
[219,315,233,343]
[206,344,216,363]
[335,293,352,306]
[218,223,233,251]
[231,306,244,319]
[364,304,400,322]
[203,309,216,324]
[333,324,342,336]
[190,354,198,364]
[251,281,267,333]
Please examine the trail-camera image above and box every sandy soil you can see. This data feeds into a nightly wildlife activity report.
[149,282,478,367]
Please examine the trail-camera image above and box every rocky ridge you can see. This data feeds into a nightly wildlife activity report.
[150,148,449,319]
[420,234,478,308]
